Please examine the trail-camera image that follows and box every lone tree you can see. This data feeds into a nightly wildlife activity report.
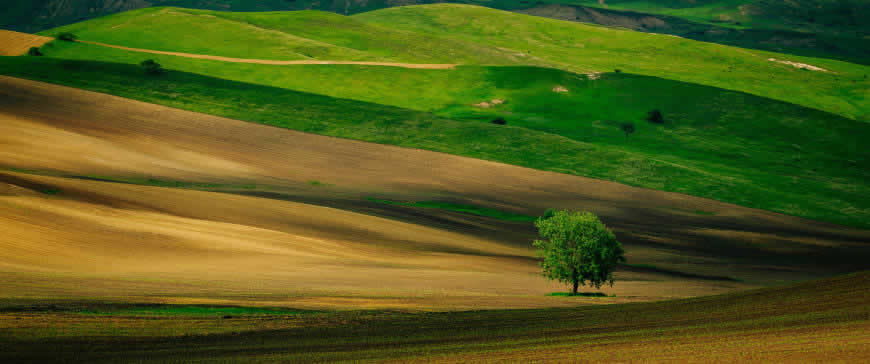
[27,47,43,56]
[533,210,625,295]
[620,122,635,138]
[646,109,664,124]
[491,117,507,125]
[57,32,77,42]
[140,59,164,75]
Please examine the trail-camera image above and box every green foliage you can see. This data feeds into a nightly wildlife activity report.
[56,32,77,41]
[533,210,626,293]
[620,122,635,138]
[491,117,507,125]
[646,109,664,124]
[27,47,43,57]
[139,59,164,75]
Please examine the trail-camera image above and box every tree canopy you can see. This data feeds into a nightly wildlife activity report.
[533,210,625,294]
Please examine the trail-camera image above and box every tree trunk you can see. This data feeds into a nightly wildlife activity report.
[572,267,579,295]
[572,280,579,295]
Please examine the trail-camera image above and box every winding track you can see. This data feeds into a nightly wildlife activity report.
[79,40,458,69]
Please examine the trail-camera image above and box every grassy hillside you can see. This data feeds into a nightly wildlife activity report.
[518,3,870,65]
[356,4,869,120]
[571,0,870,37]
[40,7,540,65]
[9,0,868,65]
[1,272,867,362]
[44,6,868,120]
[2,50,868,227]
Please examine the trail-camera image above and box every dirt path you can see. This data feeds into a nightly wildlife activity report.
[0,30,52,56]
[1,76,868,309]
[79,40,458,69]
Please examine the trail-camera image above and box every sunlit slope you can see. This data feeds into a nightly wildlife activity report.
[0,30,52,56]
[39,7,528,64]
[37,5,870,119]
[1,76,868,308]
[355,4,869,120]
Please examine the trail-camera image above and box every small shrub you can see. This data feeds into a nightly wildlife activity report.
[140,59,164,75]
[491,117,507,125]
[646,109,664,124]
[27,47,43,56]
[614,69,622,73]
[57,32,77,41]
[620,122,635,138]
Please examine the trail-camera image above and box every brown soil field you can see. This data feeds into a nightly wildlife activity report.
[0,30,52,56]
[1,272,867,362]
[1,76,868,310]
[79,40,458,69]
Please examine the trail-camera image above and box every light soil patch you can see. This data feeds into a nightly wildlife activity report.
[0,30,53,56]
[768,58,828,72]
[552,85,569,92]
[0,76,868,309]
[472,99,505,108]
[78,40,457,69]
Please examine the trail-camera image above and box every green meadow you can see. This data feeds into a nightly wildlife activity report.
[40,5,870,120]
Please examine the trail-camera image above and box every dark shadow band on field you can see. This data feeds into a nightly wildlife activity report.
[619,264,742,282]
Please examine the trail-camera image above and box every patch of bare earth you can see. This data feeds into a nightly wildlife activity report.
[768,58,828,72]
[0,30,52,56]
[473,99,504,108]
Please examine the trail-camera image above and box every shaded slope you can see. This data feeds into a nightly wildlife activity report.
[0,76,868,309]
[520,3,870,65]
[1,272,867,362]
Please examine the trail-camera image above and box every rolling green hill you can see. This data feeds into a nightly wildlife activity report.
[6,1,867,65]
[355,4,869,120]
[40,6,870,120]
[570,0,869,37]
[518,3,870,65]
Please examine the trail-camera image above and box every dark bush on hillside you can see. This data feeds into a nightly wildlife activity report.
[646,109,664,124]
[57,32,77,41]
[620,122,635,138]
[614,69,622,73]
[140,59,164,75]
[27,47,43,56]
[491,117,507,125]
